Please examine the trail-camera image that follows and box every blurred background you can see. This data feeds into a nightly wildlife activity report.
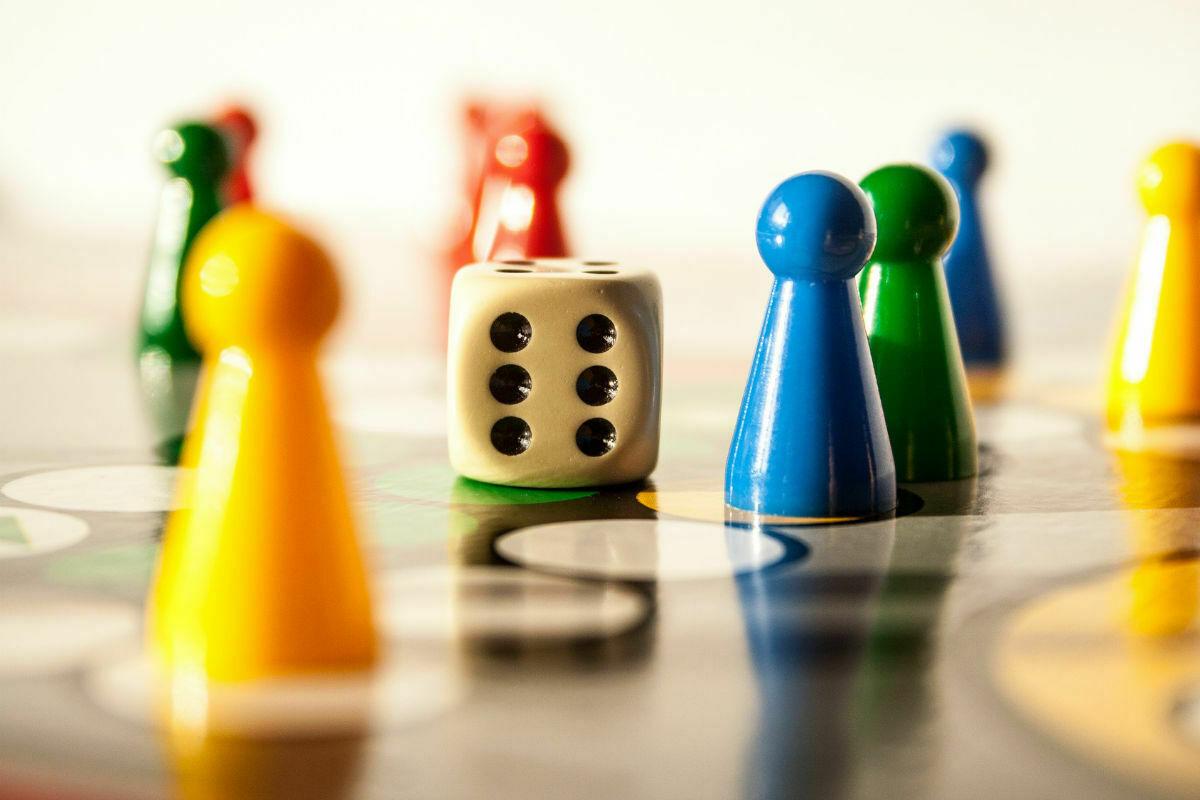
[1,0,1198,365]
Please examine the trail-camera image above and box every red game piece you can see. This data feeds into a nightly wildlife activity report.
[213,104,258,205]
[478,111,570,260]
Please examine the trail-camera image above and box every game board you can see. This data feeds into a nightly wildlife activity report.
[0,324,1197,800]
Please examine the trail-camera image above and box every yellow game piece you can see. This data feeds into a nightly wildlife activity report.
[1107,141,1200,433]
[148,206,377,683]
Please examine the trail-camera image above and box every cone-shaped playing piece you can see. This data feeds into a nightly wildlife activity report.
[481,111,570,261]
[858,164,977,482]
[726,171,897,521]
[1106,141,1200,433]
[213,104,258,205]
[932,129,1007,398]
[148,206,377,683]
[139,122,229,365]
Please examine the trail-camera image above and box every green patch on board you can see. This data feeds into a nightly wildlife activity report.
[0,516,28,547]
[376,464,594,506]
[44,543,159,590]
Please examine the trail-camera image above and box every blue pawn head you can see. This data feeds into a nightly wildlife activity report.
[932,129,989,186]
[755,171,877,282]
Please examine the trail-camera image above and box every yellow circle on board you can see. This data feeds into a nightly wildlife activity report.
[994,558,1200,797]
[636,490,859,525]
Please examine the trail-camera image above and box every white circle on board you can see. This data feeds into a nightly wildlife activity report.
[0,507,90,559]
[495,519,788,581]
[377,566,649,641]
[2,466,186,513]
[87,649,460,738]
[0,596,138,677]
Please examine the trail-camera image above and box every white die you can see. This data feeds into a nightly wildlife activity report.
[447,259,662,488]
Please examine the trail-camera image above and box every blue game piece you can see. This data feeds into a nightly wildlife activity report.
[932,129,1006,370]
[725,171,897,520]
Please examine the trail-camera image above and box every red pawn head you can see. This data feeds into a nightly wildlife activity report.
[213,104,258,205]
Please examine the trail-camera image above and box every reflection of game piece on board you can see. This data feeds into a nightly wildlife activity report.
[474,111,571,262]
[932,128,1007,400]
[859,163,977,482]
[213,103,258,205]
[725,171,896,521]
[148,207,377,692]
[448,258,661,488]
[1107,141,1200,437]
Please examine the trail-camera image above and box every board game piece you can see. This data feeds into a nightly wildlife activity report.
[447,258,661,488]
[859,163,978,482]
[1106,140,1200,434]
[138,122,229,366]
[213,104,257,204]
[443,101,504,274]
[148,206,377,685]
[932,129,1007,399]
[725,171,897,521]
[475,112,570,262]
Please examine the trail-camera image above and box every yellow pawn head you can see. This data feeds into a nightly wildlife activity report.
[1137,141,1200,216]
[184,206,340,354]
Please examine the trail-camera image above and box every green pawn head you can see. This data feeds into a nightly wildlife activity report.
[860,164,959,261]
[153,122,229,184]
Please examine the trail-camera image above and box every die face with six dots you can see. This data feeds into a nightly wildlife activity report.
[447,258,662,488]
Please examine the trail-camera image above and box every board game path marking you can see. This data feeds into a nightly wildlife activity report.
[995,559,1200,797]
[0,508,88,559]
[376,464,594,506]
[1,466,184,513]
[0,595,137,678]
[378,566,649,641]
[495,519,796,581]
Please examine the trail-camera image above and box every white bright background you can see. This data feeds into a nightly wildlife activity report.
[2,0,1199,363]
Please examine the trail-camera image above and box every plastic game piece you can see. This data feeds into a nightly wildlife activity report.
[213,104,257,204]
[932,129,1007,399]
[725,171,897,521]
[447,258,661,488]
[1107,141,1200,434]
[148,206,377,684]
[476,112,570,262]
[138,122,229,366]
[858,163,978,482]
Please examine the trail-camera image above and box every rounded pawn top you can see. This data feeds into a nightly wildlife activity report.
[214,104,258,150]
[183,206,341,352]
[491,112,570,186]
[1137,140,1200,215]
[755,171,877,281]
[931,128,989,185]
[153,121,228,183]
[860,164,959,261]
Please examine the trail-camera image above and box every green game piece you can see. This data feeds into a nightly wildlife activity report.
[858,164,977,482]
[138,122,229,364]
[0,516,27,547]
